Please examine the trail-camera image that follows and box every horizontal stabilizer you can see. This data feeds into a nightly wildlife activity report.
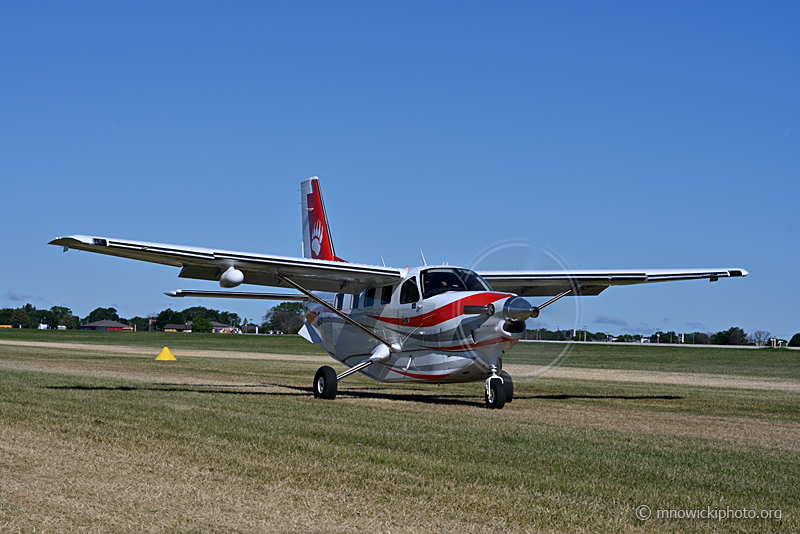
[166,289,308,301]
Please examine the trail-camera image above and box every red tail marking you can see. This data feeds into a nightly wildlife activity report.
[305,180,346,262]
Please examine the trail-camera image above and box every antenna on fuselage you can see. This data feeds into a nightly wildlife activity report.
[419,249,427,266]
[381,256,386,266]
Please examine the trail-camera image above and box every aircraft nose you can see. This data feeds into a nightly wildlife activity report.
[503,296,539,322]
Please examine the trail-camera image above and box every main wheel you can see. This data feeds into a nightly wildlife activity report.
[500,371,513,403]
[313,366,337,400]
[485,379,506,409]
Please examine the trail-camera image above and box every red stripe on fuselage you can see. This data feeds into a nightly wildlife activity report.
[369,292,511,329]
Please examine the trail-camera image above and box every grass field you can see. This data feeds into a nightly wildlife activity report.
[1,330,797,533]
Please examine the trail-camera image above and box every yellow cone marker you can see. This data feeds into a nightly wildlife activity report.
[155,347,177,361]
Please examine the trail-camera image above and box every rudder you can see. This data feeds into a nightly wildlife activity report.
[301,177,345,262]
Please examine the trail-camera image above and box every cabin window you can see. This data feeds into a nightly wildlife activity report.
[352,294,360,309]
[380,286,392,305]
[363,288,375,307]
[335,293,344,310]
[399,278,420,304]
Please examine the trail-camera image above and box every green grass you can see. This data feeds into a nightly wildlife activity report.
[510,340,800,379]
[0,327,328,355]
[1,332,798,532]
[5,329,798,377]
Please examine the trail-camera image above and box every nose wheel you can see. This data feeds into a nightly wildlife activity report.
[500,370,513,403]
[485,367,514,409]
[485,378,506,409]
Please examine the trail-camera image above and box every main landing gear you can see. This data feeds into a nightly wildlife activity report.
[313,366,338,399]
[313,345,393,401]
[485,368,514,409]
[314,359,515,409]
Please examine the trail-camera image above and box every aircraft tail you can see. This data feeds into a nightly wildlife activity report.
[301,177,346,262]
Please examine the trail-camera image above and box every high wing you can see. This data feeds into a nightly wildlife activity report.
[49,235,403,294]
[477,268,748,297]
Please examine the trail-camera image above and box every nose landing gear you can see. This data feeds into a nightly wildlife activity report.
[485,365,514,409]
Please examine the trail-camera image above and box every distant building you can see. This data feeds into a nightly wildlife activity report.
[211,321,239,334]
[79,320,133,331]
[162,321,239,334]
[163,323,192,332]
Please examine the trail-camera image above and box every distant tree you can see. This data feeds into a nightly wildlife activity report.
[263,302,304,332]
[788,334,800,348]
[127,316,150,331]
[50,306,72,318]
[26,307,41,326]
[272,311,303,334]
[85,307,120,324]
[181,306,216,321]
[683,332,710,344]
[38,310,58,329]
[11,308,30,328]
[217,311,241,327]
[61,314,76,330]
[156,308,185,330]
[728,327,747,345]
[750,330,772,346]
[0,308,13,325]
[275,302,304,314]
[192,316,213,333]
[712,327,747,345]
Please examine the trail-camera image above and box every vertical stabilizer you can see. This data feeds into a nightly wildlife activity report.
[301,177,346,262]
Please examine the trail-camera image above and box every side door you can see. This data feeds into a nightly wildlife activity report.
[396,277,423,346]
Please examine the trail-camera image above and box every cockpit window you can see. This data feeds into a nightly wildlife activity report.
[421,268,491,299]
[457,268,492,292]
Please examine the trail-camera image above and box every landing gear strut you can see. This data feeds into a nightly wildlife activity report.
[485,366,506,409]
[313,345,394,401]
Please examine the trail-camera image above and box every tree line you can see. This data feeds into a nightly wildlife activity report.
[1,302,304,334]
[3,303,798,345]
[526,326,799,347]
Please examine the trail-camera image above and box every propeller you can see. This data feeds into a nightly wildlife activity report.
[467,239,582,377]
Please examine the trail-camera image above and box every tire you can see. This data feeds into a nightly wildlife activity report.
[485,378,506,409]
[313,366,337,400]
[500,371,513,403]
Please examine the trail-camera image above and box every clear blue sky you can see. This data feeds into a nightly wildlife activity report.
[2,1,797,339]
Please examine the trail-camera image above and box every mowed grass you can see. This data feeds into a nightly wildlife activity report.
[0,330,798,533]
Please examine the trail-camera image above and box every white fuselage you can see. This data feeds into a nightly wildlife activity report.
[302,266,526,384]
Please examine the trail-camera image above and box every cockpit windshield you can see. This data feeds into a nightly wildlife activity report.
[420,268,492,299]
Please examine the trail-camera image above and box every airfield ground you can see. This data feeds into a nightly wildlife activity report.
[0,331,797,533]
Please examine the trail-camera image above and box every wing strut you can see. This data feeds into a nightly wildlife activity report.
[274,272,400,352]
[536,287,578,311]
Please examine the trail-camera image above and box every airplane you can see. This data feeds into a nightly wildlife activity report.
[49,177,747,409]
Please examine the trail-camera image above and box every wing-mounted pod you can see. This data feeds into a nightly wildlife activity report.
[219,266,245,288]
